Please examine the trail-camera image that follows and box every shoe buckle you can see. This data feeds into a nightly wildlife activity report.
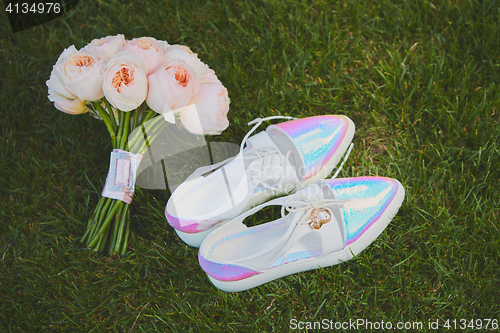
[308,208,331,229]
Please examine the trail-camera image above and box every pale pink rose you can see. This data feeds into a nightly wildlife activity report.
[163,45,219,85]
[146,59,200,122]
[157,40,170,54]
[82,34,126,62]
[103,51,148,111]
[180,82,230,135]
[46,45,104,112]
[54,99,87,115]
[124,37,163,75]
[167,44,193,55]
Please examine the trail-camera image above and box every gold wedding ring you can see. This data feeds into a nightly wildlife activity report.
[308,208,331,230]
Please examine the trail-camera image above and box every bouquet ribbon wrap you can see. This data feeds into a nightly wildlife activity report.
[102,149,143,204]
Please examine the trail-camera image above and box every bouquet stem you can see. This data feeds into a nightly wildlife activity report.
[80,100,157,255]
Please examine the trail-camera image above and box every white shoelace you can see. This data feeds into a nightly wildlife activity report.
[247,149,294,191]
[331,142,354,179]
[186,116,296,182]
[242,116,298,191]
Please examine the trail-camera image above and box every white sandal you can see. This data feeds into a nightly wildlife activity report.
[198,176,405,292]
[166,115,355,247]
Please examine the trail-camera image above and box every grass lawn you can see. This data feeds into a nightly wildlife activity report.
[1,0,499,331]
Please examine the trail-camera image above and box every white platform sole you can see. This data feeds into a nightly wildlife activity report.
[175,116,356,247]
[207,180,405,292]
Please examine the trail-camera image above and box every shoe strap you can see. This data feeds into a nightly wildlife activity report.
[239,116,296,154]
[244,131,278,152]
[277,195,348,269]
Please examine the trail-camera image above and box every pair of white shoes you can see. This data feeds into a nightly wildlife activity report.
[166,115,405,292]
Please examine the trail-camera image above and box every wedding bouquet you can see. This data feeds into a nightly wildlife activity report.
[46,34,230,255]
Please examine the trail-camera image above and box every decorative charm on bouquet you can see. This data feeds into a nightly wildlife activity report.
[46,34,230,255]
